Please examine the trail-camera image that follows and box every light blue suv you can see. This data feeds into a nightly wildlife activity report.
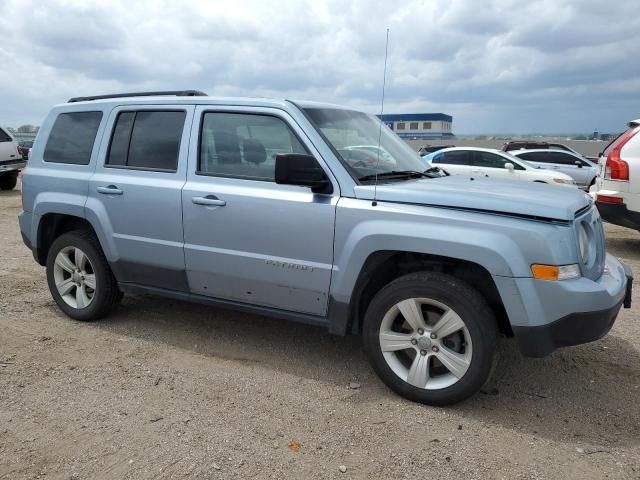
[18,91,633,405]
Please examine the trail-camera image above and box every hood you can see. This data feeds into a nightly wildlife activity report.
[354,176,591,221]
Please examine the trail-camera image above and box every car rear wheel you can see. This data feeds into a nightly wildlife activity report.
[46,230,122,321]
[0,172,18,190]
[362,272,497,406]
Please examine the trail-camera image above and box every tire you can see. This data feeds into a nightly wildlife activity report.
[46,230,122,321]
[0,172,18,190]
[362,271,497,406]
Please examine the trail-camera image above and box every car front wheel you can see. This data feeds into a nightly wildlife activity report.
[362,272,497,406]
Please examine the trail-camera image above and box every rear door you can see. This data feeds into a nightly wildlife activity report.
[471,151,522,180]
[87,105,194,291]
[546,151,590,187]
[181,106,338,316]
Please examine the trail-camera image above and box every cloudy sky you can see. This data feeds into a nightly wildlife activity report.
[1,0,638,134]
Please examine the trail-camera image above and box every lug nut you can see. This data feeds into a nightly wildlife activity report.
[432,346,439,353]
[430,333,437,339]
[420,350,427,356]
[411,339,417,345]
[417,328,424,335]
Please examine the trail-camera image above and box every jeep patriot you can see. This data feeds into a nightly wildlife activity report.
[18,91,633,405]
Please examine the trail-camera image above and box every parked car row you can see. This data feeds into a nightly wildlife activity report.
[422,147,577,188]
[418,123,640,233]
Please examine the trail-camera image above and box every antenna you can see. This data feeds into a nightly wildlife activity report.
[373,28,390,206]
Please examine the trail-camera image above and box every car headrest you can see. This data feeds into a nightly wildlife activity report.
[214,131,241,164]
[243,138,267,165]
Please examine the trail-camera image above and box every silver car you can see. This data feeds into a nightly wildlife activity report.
[511,149,597,190]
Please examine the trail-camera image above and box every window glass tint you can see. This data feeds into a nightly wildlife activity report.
[106,111,185,171]
[106,112,135,166]
[128,111,185,170]
[547,152,579,165]
[474,152,509,168]
[396,122,405,130]
[518,152,550,163]
[430,153,443,164]
[199,112,308,181]
[442,151,472,166]
[0,128,12,142]
[409,122,419,130]
[423,122,432,130]
[44,112,102,164]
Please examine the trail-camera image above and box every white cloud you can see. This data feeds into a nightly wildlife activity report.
[0,0,638,133]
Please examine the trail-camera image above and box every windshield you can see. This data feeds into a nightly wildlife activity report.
[303,108,428,182]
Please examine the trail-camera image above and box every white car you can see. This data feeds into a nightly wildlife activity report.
[0,126,25,190]
[511,149,598,191]
[593,119,640,230]
[422,147,577,187]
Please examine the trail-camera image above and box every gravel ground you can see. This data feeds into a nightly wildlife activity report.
[1,185,639,480]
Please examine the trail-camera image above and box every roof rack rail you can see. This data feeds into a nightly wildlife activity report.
[67,90,208,103]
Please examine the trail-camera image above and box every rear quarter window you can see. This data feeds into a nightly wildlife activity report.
[43,112,103,164]
[0,128,13,142]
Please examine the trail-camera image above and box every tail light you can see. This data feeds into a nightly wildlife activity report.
[596,195,624,204]
[604,127,639,181]
[17,145,22,156]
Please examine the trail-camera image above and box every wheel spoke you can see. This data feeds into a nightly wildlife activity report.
[75,284,90,309]
[380,331,415,352]
[75,248,86,271]
[432,309,465,338]
[436,346,470,379]
[56,278,76,296]
[55,252,75,273]
[406,354,430,388]
[397,299,426,332]
[83,274,96,290]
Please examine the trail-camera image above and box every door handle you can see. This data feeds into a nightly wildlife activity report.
[192,195,226,207]
[96,185,123,195]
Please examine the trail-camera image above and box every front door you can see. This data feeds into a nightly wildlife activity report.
[182,107,337,316]
[87,106,195,291]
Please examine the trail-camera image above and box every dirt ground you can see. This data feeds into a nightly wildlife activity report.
[1,185,639,480]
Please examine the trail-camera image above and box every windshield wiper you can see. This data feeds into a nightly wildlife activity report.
[358,170,439,182]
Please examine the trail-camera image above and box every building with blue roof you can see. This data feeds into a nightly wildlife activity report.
[377,113,454,139]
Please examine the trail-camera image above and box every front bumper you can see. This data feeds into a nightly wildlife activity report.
[499,254,631,357]
[596,200,640,231]
[0,161,26,173]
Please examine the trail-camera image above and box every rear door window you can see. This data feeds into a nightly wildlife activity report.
[441,151,472,165]
[547,152,579,165]
[106,110,186,171]
[43,111,103,164]
[0,128,12,142]
[518,152,550,163]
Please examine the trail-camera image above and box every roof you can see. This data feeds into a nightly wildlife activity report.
[55,95,364,113]
[377,113,453,122]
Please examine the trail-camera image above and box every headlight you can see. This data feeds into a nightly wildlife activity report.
[578,221,596,269]
[531,264,581,281]
[553,178,576,185]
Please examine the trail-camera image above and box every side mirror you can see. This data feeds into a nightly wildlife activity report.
[574,160,583,168]
[504,162,515,171]
[275,154,333,194]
